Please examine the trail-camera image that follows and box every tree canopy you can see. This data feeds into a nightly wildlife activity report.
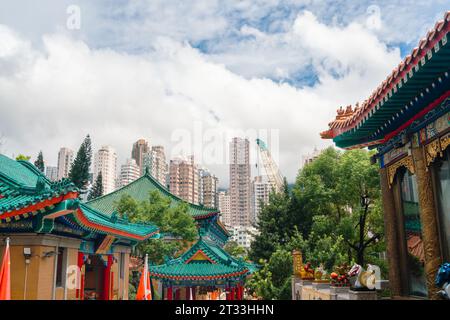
[34,151,45,173]
[115,190,198,264]
[69,135,92,189]
[248,147,386,299]
[88,171,103,200]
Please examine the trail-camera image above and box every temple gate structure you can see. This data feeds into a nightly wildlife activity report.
[321,12,450,299]
[87,167,257,300]
[0,154,159,300]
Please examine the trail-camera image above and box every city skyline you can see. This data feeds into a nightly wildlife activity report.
[1,2,448,189]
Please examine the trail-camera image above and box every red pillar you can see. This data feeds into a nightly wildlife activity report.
[167,286,173,300]
[186,287,190,300]
[192,287,196,300]
[230,287,235,300]
[175,288,180,300]
[236,284,241,300]
[103,255,113,300]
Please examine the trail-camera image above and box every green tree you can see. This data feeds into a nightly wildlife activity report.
[69,135,92,189]
[88,172,103,200]
[248,147,386,298]
[246,249,292,300]
[115,191,198,264]
[249,182,290,262]
[34,151,45,172]
[15,154,31,161]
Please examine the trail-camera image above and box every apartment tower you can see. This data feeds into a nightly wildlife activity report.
[229,137,251,227]
[57,147,74,180]
[169,156,199,204]
[94,145,118,195]
[131,139,150,175]
[119,158,140,187]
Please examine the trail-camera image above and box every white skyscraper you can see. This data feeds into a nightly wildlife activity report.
[45,166,58,182]
[218,191,231,227]
[57,147,74,180]
[252,176,273,224]
[94,145,118,195]
[119,158,140,187]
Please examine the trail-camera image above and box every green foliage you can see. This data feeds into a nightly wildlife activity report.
[69,135,92,189]
[15,154,31,161]
[34,151,44,172]
[115,190,198,264]
[246,249,292,300]
[88,171,103,200]
[248,147,387,298]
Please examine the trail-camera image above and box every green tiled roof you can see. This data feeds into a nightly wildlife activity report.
[0,154,77,214]
[76,203,159,238]
[87,172,218,218]
[150,238,254,280]
[0,154,159,240]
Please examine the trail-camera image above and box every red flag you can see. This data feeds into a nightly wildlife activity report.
[136,254,152,300]
[0,238,11,300]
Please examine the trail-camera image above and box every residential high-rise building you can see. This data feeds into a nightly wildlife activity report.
[45,166,58,181]
[229,137,252,227]
[202,173,218,208]
[119,158,140,187]
[57,147,74,180]
[94,145,118,195]
[143,145,168,187]
[229,226,259,250]
[302,147,323,168]
[252,176,273,224]
[131,138,150,175]
[169,156,199,204]
[197,167,208,205]
[218,191,231,227]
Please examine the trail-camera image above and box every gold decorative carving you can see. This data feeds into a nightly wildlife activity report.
[387,155,415,188]
[411,148,442,299]
[440,133,450,153]
[425,138,442,168]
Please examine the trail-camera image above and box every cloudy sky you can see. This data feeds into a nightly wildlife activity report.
[0,1,448,187]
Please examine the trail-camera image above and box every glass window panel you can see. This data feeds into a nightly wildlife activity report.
[436,148,450,260]
[400,171,428,297]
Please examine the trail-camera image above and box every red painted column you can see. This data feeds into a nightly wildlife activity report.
[103,255,113,300]
[76,252,85,300]
[236,284,241,300]
[167,286,173,300]
[192,286,196,300]
[186,287,190,300]
[230,287,235,300]
[175,288,180,300]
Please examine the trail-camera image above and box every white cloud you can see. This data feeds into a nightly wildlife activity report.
[0,10,403,187]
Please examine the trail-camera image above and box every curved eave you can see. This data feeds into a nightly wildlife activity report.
[149,268,249,281]
[0,191,79,220]
[72,206,159,241]
[322,13,450,147]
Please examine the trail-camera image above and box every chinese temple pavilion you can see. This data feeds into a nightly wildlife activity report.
[321,12,450,299]
[87,169,256,300]
[0,154,159,300]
